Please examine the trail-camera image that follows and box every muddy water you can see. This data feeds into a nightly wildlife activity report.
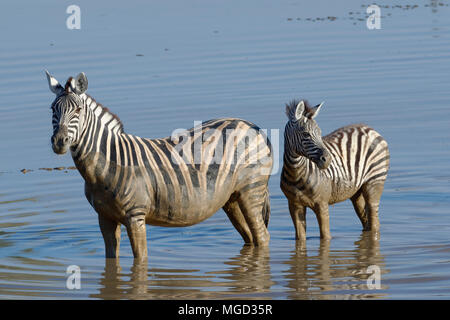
[1,0,450,299]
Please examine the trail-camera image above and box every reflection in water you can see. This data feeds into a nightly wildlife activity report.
[93,259,150,299]
[92,258,213,299]
[91,246,273,299]
[284,233,388,299]
[216,246,274,297]
[90,234,387,299]
[0,256,67,299]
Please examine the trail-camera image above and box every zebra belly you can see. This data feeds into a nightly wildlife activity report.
[145,180,235,227]
[329,179,360,204]
[282,176,358,207]
[86,178,233,227]
[280,181,326,208]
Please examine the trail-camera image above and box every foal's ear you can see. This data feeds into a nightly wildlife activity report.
[310,101,324,119]
[45,70,63,95]
[73,72,88,94]
[294,101,306,121]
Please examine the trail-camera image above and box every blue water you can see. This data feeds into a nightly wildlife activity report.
[0,0,450,299]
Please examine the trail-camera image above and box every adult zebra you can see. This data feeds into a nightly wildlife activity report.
[46,71,273,259]
[281,100,389,242]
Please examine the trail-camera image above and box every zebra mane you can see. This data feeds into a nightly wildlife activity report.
[285,99,315,120]
[83,94,124,133]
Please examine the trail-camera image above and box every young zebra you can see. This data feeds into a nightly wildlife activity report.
[45,71,273,259]
[281,100,389,241]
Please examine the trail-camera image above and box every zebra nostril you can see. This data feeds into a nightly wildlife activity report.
[64,137,69,143]
[320,156,326,162]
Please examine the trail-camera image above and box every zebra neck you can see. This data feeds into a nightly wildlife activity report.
[70,95,127,182]
[81,94,124,133]
[283,144,306,168]
[283,149,318,183]
[283,152,308,170]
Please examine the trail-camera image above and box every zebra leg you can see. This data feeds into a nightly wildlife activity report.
[223,198,253,243]
[237,186,270,246]
[351,191,369,231]
[362,182,384,232]
[125,212,148,260]
[312,202,332,240]
[98,214,121,259]
[288,200,307,241]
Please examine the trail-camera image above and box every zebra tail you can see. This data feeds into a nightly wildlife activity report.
[262,190,270,227]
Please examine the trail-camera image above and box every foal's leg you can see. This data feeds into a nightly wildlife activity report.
[351,190,369,231]
[98,214,121,259]
[288,199,307,242]
[362,182,385,233]
[312,202,331,240]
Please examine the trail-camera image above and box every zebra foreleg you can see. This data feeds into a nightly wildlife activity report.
[288,200,307,242]
[312,202,332,240]
[125,212,148,260]
[98,214,121,259]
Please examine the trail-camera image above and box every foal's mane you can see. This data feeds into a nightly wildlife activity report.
[285,99,315,120]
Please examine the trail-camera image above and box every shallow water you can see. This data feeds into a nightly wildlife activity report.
[1,0,450,299]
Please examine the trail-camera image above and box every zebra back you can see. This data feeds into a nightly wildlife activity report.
[323,124,390,190]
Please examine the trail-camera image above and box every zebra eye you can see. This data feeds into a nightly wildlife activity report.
[302,132,311,138]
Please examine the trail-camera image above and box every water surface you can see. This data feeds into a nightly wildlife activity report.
[0,0,450,299]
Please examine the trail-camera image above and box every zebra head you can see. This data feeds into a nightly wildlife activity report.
[285,100,332,170]
[45,71,88,154]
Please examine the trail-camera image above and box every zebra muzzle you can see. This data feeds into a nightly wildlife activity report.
[51,127,70,155]
[315,149,331,170]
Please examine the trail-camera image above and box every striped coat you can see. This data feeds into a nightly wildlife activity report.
[281,100,389,241]
[46,72,273,259]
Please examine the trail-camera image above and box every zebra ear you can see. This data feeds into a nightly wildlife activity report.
[311,101,324,119]
[294,101,306,121]
[45,70,63,95]
[73,72,88,94]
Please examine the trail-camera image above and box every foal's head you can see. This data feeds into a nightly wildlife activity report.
[284,100,331,170]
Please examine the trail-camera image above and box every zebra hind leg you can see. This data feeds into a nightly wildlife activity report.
[223,196,253,244]
[361,182,385,233]
[350,190,369,231]
[235,184,270,246]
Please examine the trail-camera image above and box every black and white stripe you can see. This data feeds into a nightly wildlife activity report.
[46,72,273,257]
[281,99,390,240]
